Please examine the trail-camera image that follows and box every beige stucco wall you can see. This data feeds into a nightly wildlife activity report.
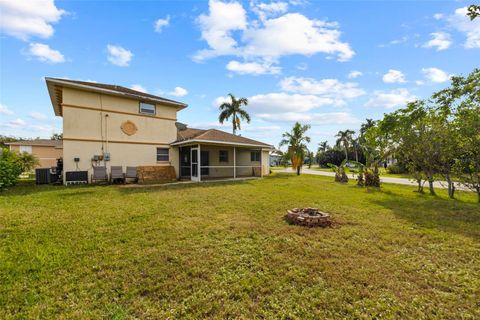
[60,87,180,182]
[10,145,63,169]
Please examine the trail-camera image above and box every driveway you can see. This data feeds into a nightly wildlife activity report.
[275,168,468,191]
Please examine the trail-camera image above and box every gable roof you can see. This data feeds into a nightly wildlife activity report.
[6,139,63,148]
[45,77,187,116]
[173,128,273,148]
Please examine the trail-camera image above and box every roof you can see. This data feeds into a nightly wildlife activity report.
[45,77,188,116]
[6,139,63,148]
[173,128,273,148]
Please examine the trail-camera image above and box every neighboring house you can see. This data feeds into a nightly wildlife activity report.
[45,77,273,184]
[269,150,283,166]
[7,139,63,169]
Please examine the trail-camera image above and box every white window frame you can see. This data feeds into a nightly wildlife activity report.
[156,148,169,162]
[20,145,32,154]
[139,102,156,115]
[250,151,261,162]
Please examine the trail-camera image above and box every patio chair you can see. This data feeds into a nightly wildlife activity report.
[126,166,138,183]
[91,166,108,184]
[110,166,125,184]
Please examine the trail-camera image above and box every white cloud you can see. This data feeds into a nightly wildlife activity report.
[422,67,451,83]
[27,42,65,63]
[29,124,57,132]
[28,112,47,120]
[0,104,14,115]
[448,6,480,48]
[0,0,66,40]
[154,15,170,33]
[255,111,360,125]
[423,32,451,51]
[130,84,147,93]
[365,89,416,108]
[194,1,354,69]
[279,77,365,103]
[107,44,133,67]
[415,80,425,86]
[347,70,362,79]
[248,93,339,113]
[226,60,281,75]
[382,69,406,83]
[433,13,444,20]
[296,63,308,71]
[6,118,27,128]
[169,86,188,97]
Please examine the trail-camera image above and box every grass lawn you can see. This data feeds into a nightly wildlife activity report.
[1,174,479,319]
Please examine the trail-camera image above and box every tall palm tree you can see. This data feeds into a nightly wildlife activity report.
[279,122,311,175]
[335,129,355,161]
[318,141,329,153]
[218,93,251,135]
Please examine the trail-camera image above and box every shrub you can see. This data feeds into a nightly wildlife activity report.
[0,148,23,190]
[365,169,380,187]
[386,162,408,174]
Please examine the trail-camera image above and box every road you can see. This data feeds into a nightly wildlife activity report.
[275,168,468,191]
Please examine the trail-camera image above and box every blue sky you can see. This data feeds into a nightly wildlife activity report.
[0,0,478,150]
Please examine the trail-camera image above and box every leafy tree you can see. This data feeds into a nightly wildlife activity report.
[0,148,23,190]
[51,133,63,140]
[335,129,355,161]
[467,4,480,20]
[218,94,251,135]
[279,122,311,175]
[17,152,39,173]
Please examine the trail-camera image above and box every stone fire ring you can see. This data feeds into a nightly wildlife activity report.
[286,208,333,227]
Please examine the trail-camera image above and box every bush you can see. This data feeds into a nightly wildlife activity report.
[365,169,380,187]
[386,162,408,174]
[0,148,23,190]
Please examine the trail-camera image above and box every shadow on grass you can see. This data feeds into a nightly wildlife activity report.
[372,195,480,241]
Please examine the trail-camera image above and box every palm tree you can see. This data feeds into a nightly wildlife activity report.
[279,122,311,175]
[318,141,329,153]
[218,93,251,135]
[335,129,355,161]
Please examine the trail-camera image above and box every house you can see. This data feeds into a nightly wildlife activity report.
[45,77,273,184]
[7,139,63,169]
[269,149,283,166]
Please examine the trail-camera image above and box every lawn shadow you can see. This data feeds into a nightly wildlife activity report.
[372,194,480,241]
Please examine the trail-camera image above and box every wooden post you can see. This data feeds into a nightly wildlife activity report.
[198,144,201,182]
[233,146,236,179]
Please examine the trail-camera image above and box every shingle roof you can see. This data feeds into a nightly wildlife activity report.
[174,128,273,148]
[45,77,187,116]
[6,139,63,148]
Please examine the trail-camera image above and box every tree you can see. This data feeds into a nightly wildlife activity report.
[218,94,251,135]
[279,122,311,175]
[51,133,63,140]
[0,148,23,190]
[467,4,480,20]
[17,152,39,173]
[335,129,355,161]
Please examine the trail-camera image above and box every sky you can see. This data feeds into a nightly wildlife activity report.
[0,0,479,151]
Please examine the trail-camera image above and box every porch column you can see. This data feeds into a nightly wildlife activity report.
[260,149,263,178]
[233,146,236,179]
[198,144,201,182]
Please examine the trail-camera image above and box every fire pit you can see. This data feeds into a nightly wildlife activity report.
[286,208,333,227]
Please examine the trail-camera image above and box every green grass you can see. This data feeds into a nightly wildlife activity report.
[1,174,479,319]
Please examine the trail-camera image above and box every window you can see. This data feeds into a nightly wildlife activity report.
[250,151,261,162]
[19,145,32,154]
[156,148,169,162]
[219,150,228,162]
[139,102,156,115]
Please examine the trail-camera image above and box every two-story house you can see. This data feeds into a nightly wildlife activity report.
[45,78,272,184]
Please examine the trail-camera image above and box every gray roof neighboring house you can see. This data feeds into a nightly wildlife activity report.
[6,139,63,149]
[173,128,273,148]
[45,77,188,116]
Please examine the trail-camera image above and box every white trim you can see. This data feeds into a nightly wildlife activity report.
[199,165,261,168]
[171,139,273,149]
[233,146,236,179]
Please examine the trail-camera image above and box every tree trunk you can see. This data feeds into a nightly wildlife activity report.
[232,115,236,135]
[428,179,435,195]
[417,179,424,193]
[445,174,455,199]
[355,149,358,162]
[297,166,301,175]
[345,148,348,161]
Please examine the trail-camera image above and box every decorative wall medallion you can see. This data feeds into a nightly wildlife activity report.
[121,120,138,136]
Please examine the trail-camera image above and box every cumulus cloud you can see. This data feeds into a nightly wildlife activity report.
[423,32,452,51]
[365,89,416,108]
[28,112,47,120]
[107,44,133,67]
[194,0,354,71]
[27,43,65,63]
[0,104,14,115]
[130,84,147,93]
[169,86,188,97]
[154,15,170,33]
[247,92,337,113]
[447,6,480,48]
[433,13,444,20]
[226,60,281,75]
[0,0,66,40]
[422,67,451,83]
[256,112,360,124]
[5,118,27,128]
[347,70,362,79]
[382,69,406,83]
[279,77,365,104]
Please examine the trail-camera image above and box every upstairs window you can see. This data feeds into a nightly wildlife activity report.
[157,148,169,162]
[219,150,228,162]
[139,102,156,115]
[20,145,32,154]
[250,151,261,162]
